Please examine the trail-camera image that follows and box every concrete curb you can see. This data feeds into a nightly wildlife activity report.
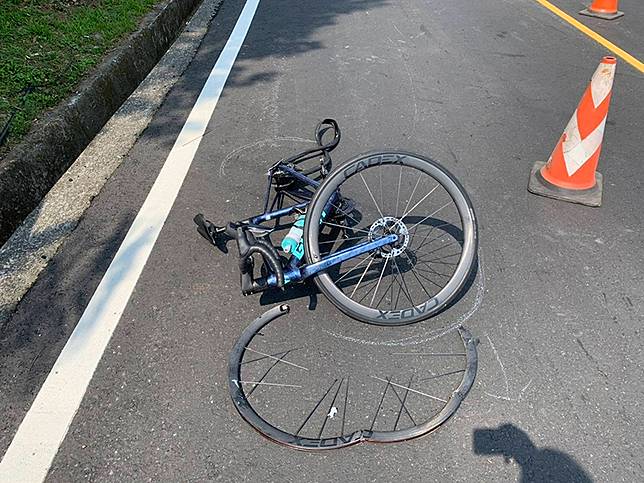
[0,0,204,245]
[0,0,223,327]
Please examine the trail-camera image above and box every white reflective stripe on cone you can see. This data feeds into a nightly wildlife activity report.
[590,62,615,108]
[562,112,607,176]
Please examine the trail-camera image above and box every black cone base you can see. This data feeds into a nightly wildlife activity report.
[579,8,624,20]
[528,161,603,207]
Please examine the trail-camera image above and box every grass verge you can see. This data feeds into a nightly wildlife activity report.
[0,0,159,157]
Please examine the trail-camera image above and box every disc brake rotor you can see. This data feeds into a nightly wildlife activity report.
[368,216,409,258]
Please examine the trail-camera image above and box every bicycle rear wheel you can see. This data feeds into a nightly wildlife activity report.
[304,151,477,325]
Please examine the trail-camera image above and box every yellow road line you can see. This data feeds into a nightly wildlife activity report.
[534,0,644,73]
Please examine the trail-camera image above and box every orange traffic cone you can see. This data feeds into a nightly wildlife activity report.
[528,56,616,207]
[580,0,623,20]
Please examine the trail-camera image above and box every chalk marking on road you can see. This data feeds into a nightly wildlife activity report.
[519,379,533,401]
[218,136,314,176]
[533,0,644,73]
[484,334,511,401]
[0,0,261,481]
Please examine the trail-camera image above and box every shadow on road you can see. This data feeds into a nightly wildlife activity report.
[0,212,135,453]
[225,0,391,88]
[259,279,319,310]
[473,423,592,483]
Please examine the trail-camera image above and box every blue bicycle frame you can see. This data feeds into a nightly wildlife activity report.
[240,163,395,291]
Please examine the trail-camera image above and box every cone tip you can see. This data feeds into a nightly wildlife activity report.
[602,56,617,65]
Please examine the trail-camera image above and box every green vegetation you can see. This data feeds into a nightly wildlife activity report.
[0,0,158,156]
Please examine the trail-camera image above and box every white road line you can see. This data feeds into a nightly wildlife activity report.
[0,1,261,481]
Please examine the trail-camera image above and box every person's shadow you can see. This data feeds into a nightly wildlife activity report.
[473,424,592,482]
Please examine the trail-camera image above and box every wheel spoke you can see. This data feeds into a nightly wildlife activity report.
[392,375,416,429]
[355,276,383,304]
[374,266,396,309]
[413,261,451,279]
[413,268,451,284]
[392,263,403,310]
[414,256,459,267]
[416,239,460,257]
[418,369,466,383]
[242,347,302,365]
[401,176,421,219]
[247,349,295,397]
[403,256,433,299]
[370,376,447,403]
[379,165,384,216]
[416,251,462,265]
[336,253,374,284]
[370,377,390,431]
[244,347,308,371]
[410,220,451,234]
[296,379,338,435]
[350,255,376,298]
[395,164,403,217]
[318,234,366,246]
[407,200,453,233]
[399,183,439,220]
[360,173,385,218]
[414,232,450,253]
[392,352,466,356]
[392,257,416,307]
[411,221,452,251]
[409,265,444,289]
[318,378,345,438]
[322,220,370,234]
[369,256,391,306]
[387,261,406,310]
[341,376,350,435]
[329,201,363,228]
[409,250,453,275]
[236,381,301,388]
[389,263,396,311]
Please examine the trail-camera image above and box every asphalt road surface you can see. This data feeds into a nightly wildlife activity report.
[1,0,643,481]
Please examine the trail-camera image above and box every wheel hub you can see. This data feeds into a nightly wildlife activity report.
[368,216,409,259]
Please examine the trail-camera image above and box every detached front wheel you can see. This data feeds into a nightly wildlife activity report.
[304,151,477,326]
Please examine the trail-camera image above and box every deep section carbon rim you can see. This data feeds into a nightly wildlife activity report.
[304,151,477,325]
[228,305,478,450]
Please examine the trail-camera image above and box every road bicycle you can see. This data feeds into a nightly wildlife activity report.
[194,119,477,325]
